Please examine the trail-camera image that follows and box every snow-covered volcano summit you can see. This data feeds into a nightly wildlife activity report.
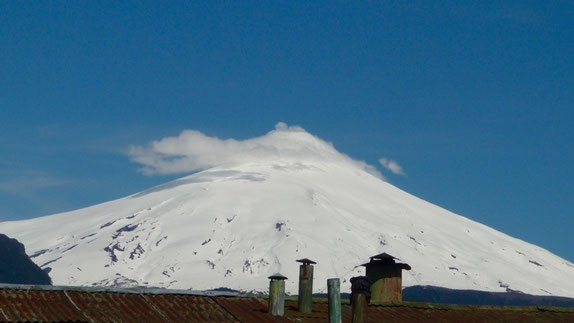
[1,124,573,297]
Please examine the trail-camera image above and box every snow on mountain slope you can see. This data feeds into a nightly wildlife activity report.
[1,125,573,297]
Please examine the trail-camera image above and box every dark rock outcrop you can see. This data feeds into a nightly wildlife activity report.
[0,233,52,285]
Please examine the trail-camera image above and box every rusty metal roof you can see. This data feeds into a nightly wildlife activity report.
[364,302,574,323]
[0,288,86,322]
[66,290,167,323]
[284,299,338,323]
[283,299,574,323]
[214,296,291,322]
[1,284,573,322]
[144,294,237,322]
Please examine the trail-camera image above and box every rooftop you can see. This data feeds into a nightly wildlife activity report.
[1,284,573,322]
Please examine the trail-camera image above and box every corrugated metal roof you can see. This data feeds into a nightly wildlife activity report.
[364,302,574,323]
[1,285,573,322]
[214,296,291,322]
[65,290,168,323]
[143,294,237,322]
[0,288,87,322]
[284,299,335,323]
[0,283,239,297]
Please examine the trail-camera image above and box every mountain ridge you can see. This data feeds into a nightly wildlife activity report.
[1,126,572,297]
[1,160,572,297]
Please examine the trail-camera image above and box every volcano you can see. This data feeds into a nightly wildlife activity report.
[1,124,572,297]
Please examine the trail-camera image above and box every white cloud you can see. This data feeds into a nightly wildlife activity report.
[128,122,382,178]
[378,158,406,176]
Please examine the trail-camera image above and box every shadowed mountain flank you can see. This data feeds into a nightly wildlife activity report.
[403,286,574,307]
[0,233,51,285]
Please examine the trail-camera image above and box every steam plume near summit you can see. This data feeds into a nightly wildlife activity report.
[128,122,383,178]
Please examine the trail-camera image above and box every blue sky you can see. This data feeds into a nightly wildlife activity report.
[1,1,572,262]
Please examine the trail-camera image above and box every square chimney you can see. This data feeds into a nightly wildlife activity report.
[361,252,411,303]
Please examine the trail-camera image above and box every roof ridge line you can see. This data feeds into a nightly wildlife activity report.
[0,283,242,297]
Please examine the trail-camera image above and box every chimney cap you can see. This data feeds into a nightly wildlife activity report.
[360,252,412,270]
[370,252,399,261]
[268,273,288,280]
[296,258,317,265]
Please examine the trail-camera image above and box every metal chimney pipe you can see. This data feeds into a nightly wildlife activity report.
[296,258,316,313]
[350,276,371,323]
[268,273,288,316]
[327,278,341,323]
